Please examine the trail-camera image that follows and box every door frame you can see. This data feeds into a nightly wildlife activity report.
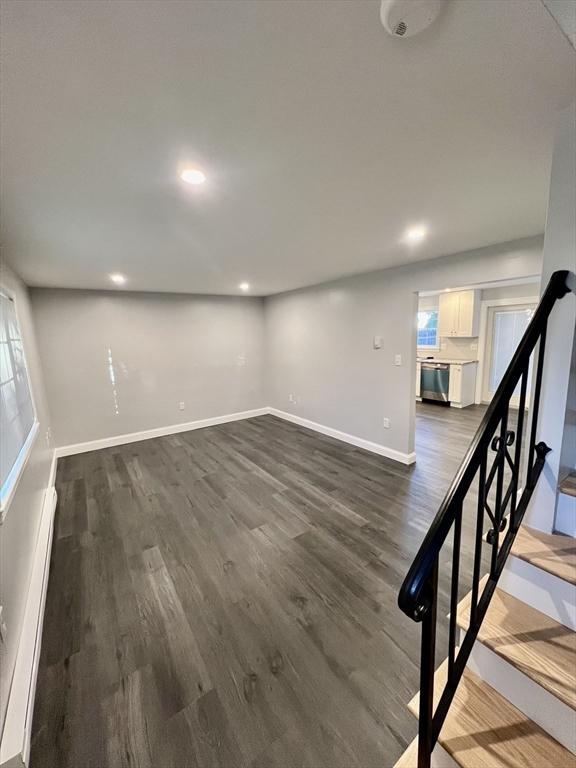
[475,295,539,405]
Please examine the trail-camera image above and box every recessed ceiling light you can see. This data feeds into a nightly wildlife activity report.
[239,282,250,292]
[180,167,206,185]
[403,225,428,244]
[109,273,126,285]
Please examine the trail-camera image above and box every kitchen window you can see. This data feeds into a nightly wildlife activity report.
[0,289,39,517]
[417,309,439,348]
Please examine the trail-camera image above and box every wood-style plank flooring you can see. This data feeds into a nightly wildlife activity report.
[31,403,490,768]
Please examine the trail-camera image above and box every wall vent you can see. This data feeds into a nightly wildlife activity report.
[394,21,407,36]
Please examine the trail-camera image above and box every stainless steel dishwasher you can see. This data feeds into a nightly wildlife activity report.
[420,362,450,403]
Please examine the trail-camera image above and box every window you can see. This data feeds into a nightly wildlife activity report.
[417,309,439,348]
[1,290,38,516]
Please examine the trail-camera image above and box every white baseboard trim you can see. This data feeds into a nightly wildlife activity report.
[54,407,416,466]
[46,451,58,493]
[268,408,416,465]
[54,408,270,458]
[0,474,57,768]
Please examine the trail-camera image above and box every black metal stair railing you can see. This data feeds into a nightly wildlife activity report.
[398,269,573,768]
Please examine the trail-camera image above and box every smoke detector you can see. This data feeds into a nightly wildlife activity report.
[380,0,447,39]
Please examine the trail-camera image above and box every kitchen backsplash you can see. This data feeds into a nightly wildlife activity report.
[419,336,479,361]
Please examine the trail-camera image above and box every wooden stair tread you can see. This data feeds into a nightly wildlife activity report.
[511,525,576,585]
[456,576,576,709]
[408,650,451,717]
[559,471,576,498]
[403,661,573,767]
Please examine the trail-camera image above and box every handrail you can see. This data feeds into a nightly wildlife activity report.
[398,269,573,768]
[399,269,570,621]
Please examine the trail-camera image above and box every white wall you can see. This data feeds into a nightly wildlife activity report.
[558,341,575,482]
[31,289,266,448]
[528,102,576,534]
[0,265,53,733]
[480,282,540,301]
[265,237,542,458]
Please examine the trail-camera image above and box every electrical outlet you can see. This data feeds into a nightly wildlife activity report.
[383,417,390,429]
[0,606,6,644]
[288,393,295,403]
[45,426,52,446]
[179,401,185,411]
[394,354,402,366]
[373,335,382,350]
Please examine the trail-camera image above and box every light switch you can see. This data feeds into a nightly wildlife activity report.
[394,354,402,366]
[373,336,382,350]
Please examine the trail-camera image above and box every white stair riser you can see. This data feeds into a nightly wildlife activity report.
[461,631,576,754]
[555,491,576,537]
[498,555,576,630]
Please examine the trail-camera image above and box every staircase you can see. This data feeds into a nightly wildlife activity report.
[557,470,576,536]
[394,271,576,768]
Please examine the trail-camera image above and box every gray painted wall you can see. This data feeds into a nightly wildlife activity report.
[31,290,266,447]
[28,237,543,460]
[0,265,52,733]
[528,102,576,533]
[264,237,543,458]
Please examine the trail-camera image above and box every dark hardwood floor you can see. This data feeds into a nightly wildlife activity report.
[31,402,490,768]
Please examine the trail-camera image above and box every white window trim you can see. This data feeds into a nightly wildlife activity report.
[0,421,40,521]
[0,287,40,524]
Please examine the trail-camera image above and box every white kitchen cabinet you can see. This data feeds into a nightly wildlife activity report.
[438,290,480,337]
[456,290,481,336]
[449,362,477,408]
[438,292,459,337]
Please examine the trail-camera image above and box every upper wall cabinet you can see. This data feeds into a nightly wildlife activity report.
[438,289,481,337]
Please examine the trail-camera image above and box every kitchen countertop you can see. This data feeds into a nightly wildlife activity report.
[417,357,478,364]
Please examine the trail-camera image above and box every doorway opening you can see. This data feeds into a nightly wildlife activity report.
[412,277,541,470]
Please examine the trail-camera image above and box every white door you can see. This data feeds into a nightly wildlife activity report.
[482,303,536,405]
